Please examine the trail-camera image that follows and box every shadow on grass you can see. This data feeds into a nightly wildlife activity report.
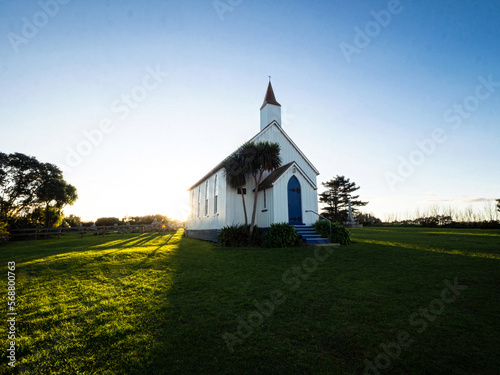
[10,229,500,374]
[13,231,183,374]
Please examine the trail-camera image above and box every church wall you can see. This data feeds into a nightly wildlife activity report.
[224,177,260,227]
[255,187,274,228]
[186,168,226,231]
[225,178,275,229]
[224,183,247,226]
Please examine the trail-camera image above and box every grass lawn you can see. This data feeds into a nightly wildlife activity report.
[1,227,499,374]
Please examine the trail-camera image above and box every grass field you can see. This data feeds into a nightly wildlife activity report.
[1,227,499,374]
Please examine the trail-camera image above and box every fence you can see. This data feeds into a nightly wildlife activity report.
[8,224,176,240]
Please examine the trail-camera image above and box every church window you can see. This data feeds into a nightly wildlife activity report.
[263,189,267,209]
[214,174,218,214]
[197,186,201,218]
[205,181,209,216]
[237,188,247,195]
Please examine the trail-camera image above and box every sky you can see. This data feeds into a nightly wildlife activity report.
[1,0,499,221]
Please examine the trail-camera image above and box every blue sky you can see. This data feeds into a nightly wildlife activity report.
[1,0,499,221]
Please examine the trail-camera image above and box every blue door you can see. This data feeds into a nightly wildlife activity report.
[288,176,302,225]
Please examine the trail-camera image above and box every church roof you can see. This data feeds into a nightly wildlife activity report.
[188,160,226,192]
[260,81,281,110]
[257,162,294,191]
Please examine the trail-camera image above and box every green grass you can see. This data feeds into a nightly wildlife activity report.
[1,227,499,374]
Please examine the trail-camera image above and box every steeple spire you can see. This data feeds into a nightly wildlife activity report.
[260,80,281,110]
[260,79,282,130]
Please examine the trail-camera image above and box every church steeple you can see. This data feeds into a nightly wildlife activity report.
[260,79,282,130]
[260,80,281,109]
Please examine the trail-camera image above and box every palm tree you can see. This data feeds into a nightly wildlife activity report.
[223,151,249,225]
[224,141,282,237]
[244,141,282,238]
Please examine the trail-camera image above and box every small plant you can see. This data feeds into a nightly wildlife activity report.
[262,222,299,248]
[217,224,261,247]
[312,220,351,245]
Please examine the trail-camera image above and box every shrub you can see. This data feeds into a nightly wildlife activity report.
[0,220,9,245]
[95,217,122,226]
[262,223,299,248]
[217,224,261,247]
[312,220,351,245]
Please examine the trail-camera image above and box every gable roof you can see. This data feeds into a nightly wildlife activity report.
[188,122,319,191]
[260,81,281,110]
[256,161,317,191]
[258,162,294,190]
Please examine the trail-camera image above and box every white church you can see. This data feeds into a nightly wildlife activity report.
[186,82,322,242]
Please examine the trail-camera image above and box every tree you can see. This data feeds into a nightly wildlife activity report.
[124,214,173,226]
[355,212,382,226]
[244,141,282,238]
[497,199,500,214]
[95,217,122,226]
[0,152,77,227]
[0,219,9,245]
[36,163,77,228]
[63,214,81,228]
[223,151,249,225]
[319,175,368,222]
[0,152,43,219]
[223,141,282,238]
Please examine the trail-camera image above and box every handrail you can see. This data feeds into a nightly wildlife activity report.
[305,210,331,240]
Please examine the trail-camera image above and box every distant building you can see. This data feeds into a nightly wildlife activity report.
[186,82,320,241]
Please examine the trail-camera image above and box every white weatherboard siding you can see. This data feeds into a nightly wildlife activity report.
[260,103,281,131]
[257,188,274,228]
[225,177,265,228]
[253,123,318,188]
[187,169,226,230]
[225,182,250,227]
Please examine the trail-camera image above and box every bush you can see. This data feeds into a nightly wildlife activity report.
[95,217,122,226]
[217,224,261,247]
[0,220,9,245]
[312,220,351,245]
[262,223,299,248]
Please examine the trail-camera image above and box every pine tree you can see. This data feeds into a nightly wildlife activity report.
[319,175,368,222]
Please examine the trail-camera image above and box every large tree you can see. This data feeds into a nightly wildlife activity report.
[319,175,368,222]
[0,152,77,227]
[223,141,282,237]
[245,141,281,238]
